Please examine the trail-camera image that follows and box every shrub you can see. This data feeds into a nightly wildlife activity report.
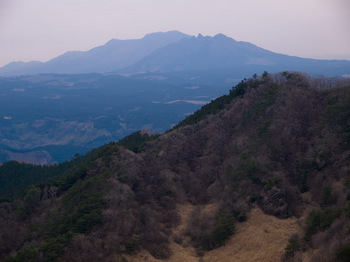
[285,234,300,258]
[336,243,350,262]
[16,186,40,220]
[201,214,235,250]
[125,237,140,254]
[3,246,39,262]
[346,203,350,217]
[117,131,158,153]
[297,158,316,193]
[234,159,262,184]
[236,212,247,222]
[120,257,129,262]
[147,243,171,259]
[304,208,341,241]
[321,186,338,207]
[241,83,279,125]
[40,235,69,262]
[230,80,247,97]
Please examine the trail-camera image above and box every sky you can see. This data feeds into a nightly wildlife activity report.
[0,0,350,67]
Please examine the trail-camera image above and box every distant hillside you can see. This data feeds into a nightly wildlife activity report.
[0,31,189,75]
[1,72,350,262]
[1,31,350,77]
[0,71,231,164]
[124,33,350,77]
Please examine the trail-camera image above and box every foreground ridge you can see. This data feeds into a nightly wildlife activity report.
[1,72,350,261]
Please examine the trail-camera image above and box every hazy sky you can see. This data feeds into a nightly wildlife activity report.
[0,0,349,67]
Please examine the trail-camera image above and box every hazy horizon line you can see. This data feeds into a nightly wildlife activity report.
[1,31,350,68]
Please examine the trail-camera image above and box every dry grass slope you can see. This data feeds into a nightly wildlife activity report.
[124,206,302,262]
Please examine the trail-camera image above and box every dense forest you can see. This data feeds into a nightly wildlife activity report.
[1,72,350,261]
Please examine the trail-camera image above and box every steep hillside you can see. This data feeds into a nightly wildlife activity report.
[1,72,350,262]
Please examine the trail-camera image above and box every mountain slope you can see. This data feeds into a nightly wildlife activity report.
[1,31,350,77]
[123,33,283,72]
[1,72,350,261]
[0,31,188,75]
[124,33,350,76]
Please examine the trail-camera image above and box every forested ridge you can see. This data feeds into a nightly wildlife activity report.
[1,72,350,261]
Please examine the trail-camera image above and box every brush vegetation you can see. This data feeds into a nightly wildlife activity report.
[1,72,350,261]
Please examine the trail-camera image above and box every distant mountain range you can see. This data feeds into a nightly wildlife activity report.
[1,31,350,77]
[0,31,188,75]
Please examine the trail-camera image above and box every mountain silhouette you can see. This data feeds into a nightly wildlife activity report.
[0,31,349,77]
[123,33,350,76]
[0,31,189,75]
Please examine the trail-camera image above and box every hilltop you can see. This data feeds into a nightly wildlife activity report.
[1,72,350,261]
